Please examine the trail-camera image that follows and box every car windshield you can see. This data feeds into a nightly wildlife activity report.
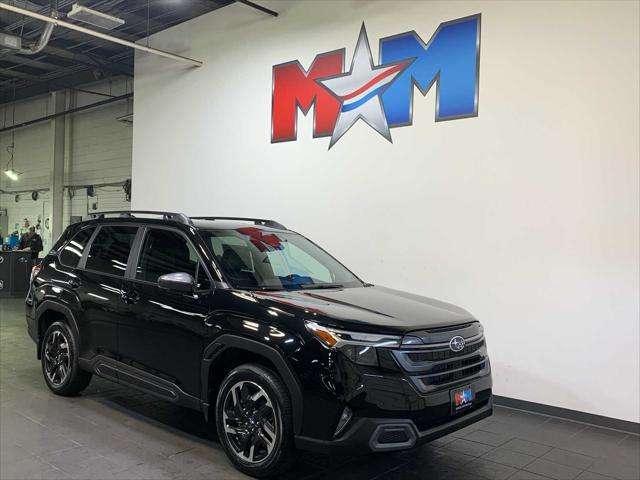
[198,228,363,290]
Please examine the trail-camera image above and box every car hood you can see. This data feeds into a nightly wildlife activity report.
[251,285,476,334]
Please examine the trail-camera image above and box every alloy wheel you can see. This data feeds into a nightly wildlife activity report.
[222,380,278,464]
[43,330,71,386]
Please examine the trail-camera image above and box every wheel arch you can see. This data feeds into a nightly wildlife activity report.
[35,301,80,359]
[202,334,303,434]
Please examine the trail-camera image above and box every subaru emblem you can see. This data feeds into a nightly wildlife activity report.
[449,336,465,352]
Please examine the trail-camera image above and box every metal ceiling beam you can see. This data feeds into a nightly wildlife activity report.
[1,0,75,32]
[0,2,203,67]
[17,2,166,43]
[0,55,62,71]
[44,44,131,74]
[0,71,130,103]
[0,47,134,96]
[0,38,131,81]
[52,6,208,56]
[236,0,278,17]
[0,92,132,132]
[0,0,229,102]
[0,67,42,83]
[44,45,101,65]
[0,66,88,92]
[0,59,88,83]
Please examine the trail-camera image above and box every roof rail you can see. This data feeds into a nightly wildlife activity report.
[190,216,287,230]
[85,210,192,226]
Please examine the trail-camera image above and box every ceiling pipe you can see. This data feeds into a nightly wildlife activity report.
[17,10,57,55]
[0,2,203,67]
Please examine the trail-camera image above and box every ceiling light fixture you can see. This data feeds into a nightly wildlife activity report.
[4,135,20,182]
[67,3,125,30]
[4,168,21,181]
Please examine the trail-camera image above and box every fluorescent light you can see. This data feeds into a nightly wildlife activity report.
[0,32,22,50]
[67,4,125,30]
[4,169,20,181]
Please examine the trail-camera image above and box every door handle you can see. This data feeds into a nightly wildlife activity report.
[203,312,223,330]
[203,316,217,328]
[18,257,28,263]
[121,290,140,304]
[68,278,81,289]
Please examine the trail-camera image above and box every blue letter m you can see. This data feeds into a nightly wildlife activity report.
[380,14,480,127]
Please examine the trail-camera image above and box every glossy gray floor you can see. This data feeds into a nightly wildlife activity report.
[1,298,638,480]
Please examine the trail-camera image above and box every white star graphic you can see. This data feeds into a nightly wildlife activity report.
[318,24,410,149]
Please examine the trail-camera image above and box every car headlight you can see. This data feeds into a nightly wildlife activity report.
[305,321,401,366]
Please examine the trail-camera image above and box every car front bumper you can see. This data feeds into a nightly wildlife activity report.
[295,373,493,454]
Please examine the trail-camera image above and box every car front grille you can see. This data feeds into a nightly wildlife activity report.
[391,328,490,394]
[405,339,486,363]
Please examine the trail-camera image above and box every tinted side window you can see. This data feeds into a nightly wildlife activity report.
[136,229,210,289]
[85,226,138,277]
[59,227,95,268]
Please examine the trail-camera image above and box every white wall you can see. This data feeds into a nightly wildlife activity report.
[0,78,133,250]
[131,1,640,422]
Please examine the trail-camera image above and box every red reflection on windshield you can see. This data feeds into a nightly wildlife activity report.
[237,227,283,252]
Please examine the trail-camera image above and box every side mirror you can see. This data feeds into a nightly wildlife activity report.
[158,272,195,293]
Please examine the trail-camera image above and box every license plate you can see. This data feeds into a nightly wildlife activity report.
[451,385,474,414]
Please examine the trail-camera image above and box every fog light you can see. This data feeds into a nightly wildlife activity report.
[334,407,352,437]
[340,344,378,366]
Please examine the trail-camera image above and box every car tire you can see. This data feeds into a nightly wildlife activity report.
[41,321,92,396]
[216,364,296,478]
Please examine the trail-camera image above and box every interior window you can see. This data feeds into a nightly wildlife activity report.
[136,228,210,289]
[281,243,332,282]
[85,226,137,277]
[59,227,95,268]
[199,228,361,290]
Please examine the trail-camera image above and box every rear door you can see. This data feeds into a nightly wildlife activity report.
[76,224,139,359]
[119,226,214,398]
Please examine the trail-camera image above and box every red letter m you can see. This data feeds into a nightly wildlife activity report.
[271,50,344,143]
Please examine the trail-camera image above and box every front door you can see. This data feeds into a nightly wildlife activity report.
[118,227,214,398]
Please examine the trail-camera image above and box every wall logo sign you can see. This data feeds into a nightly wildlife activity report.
[271,14,480,149]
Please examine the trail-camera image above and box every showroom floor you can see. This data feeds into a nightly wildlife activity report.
[1,298,638,480]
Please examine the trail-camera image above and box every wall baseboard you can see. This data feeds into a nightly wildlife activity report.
[493,396,639,435]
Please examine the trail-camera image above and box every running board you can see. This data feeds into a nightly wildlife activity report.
[79,356,201,411]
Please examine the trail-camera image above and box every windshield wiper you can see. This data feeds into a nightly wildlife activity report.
[242,286,285,291]
[298,283,345,290]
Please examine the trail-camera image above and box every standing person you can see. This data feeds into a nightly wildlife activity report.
[19,226,43,260]
[18,230,30,250]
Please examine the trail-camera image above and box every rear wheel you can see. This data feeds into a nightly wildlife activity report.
[216,364,295,477]
[41,321,92,396]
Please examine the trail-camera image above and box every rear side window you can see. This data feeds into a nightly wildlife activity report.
[85,226,138,277]
[59,227,95,268]
[136,228,211,289]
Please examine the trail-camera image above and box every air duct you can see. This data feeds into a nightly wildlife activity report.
[16,10,58,55]
[0,2,202,67]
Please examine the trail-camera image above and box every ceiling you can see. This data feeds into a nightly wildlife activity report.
[0,0,234,103]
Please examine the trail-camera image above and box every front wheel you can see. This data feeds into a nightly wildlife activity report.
[215,364,296,477]
[41,321,92,396]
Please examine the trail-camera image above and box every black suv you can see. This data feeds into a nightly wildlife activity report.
[26,211,492,477]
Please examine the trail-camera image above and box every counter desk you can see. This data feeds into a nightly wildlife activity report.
[0,251,34,298]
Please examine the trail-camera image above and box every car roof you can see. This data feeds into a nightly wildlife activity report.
[191,219,287,232]
[69,213,288,233]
